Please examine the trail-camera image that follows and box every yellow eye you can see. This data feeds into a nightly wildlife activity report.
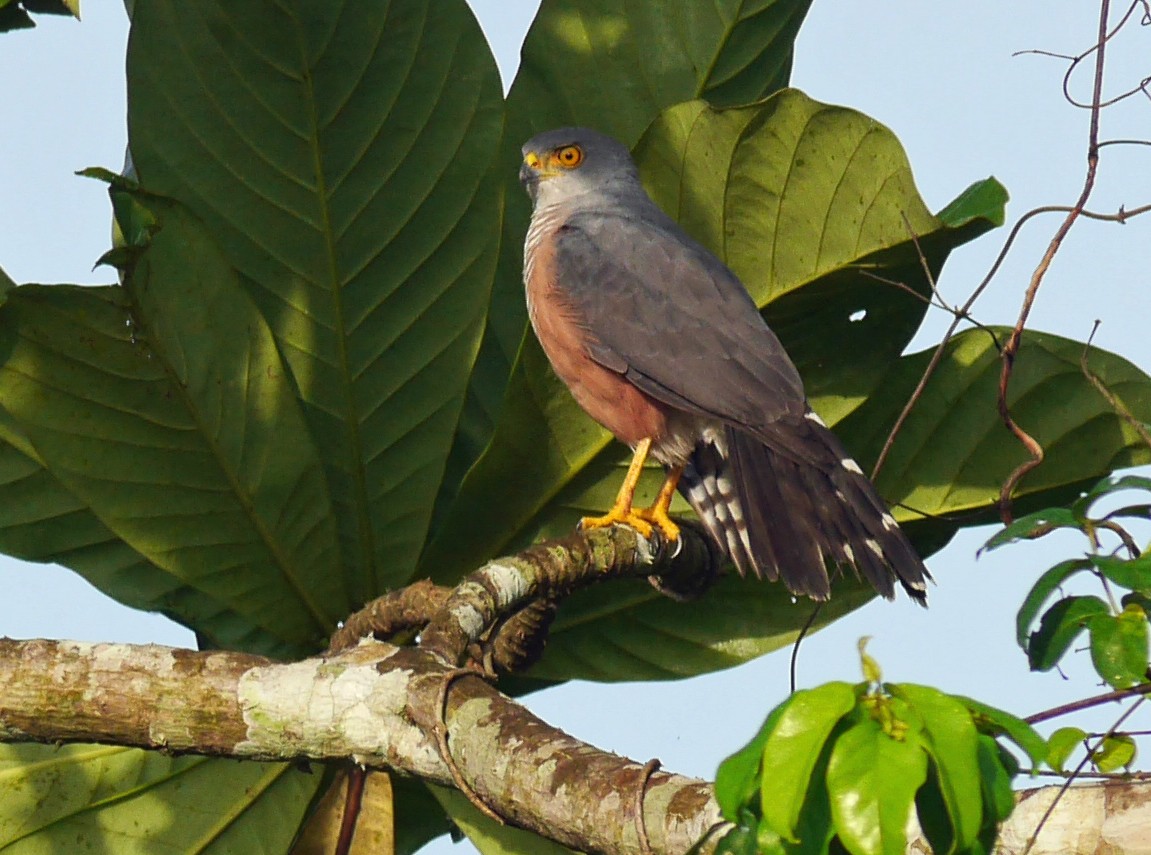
[554,145,584,168]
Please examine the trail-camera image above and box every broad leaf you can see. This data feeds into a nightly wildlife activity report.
[0,744,317,853]
[826,713,927,855]
[1089,554,1151,593]
[1046,727,1086,773]
[1092,734,1137,773]
[759,682,856,841]
[524,575,874,683]
[952,695,1047,769]
[889,685,982,852]
[0,417,287,654]
[1087,605,1149,689]
[1014,559,1093,650]
[126,0,505,603]
[981,508,1082,552]
[715,700,790,821]
[0,192,345,658]
[1027,595,1109,672]
[838,328,1151,540]
[974,735,1016,853]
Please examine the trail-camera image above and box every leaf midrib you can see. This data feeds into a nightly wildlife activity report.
[290,9,378,597]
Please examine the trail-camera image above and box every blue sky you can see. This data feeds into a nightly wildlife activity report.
[2,2,1150,853]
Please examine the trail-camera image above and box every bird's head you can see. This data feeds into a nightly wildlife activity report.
[520,127,640,208]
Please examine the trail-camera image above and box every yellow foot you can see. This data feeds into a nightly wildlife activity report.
[634,504,680,542]
[579,508,655,539]
[579,506,680,542]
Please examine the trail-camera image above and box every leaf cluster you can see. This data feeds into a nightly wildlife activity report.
[713,669,1045,855]
[983,474,1151,775]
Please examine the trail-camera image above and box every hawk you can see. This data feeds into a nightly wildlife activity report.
[519,127,928,603]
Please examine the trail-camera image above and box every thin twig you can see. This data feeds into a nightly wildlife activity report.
[996,0,1112,524]
[1024,680,1151,725]
[1022,696,1144,855]
[1031,769,1151,780]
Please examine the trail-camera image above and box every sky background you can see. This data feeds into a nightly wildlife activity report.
[2,2,1150,853]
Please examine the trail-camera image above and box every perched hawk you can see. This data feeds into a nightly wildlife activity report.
[520,127,928,603]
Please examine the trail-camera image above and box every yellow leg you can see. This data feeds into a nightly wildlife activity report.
[580,440,682,542]
[634,465,683,542]
[581,438,657,538]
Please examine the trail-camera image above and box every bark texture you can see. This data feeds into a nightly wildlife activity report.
[0,636,720,854]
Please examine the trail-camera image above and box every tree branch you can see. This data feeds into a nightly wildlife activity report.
[0,636,721,855]
[0,524,724,855]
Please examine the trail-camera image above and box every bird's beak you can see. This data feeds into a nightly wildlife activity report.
[520,151,541,203]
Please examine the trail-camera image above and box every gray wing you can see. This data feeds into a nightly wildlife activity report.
[552,207,806,429]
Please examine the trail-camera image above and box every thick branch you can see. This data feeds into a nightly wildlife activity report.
[0,636,720,855]
[0,526,721,854]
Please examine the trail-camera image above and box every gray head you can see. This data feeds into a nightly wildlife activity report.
[520,127,641,208]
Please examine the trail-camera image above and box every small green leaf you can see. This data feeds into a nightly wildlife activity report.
[1086,606,1150,689]
[1089,554,1151,594]
[935,178,1009,229]
[1092,734,1137,773]
[952,695,1047,769]
[1073,474,1151,517]
[715,703,787,820]
[1027,596,1110,671]
[980,508,1081,553]
[1015,559,1093,649]
[1046,727,1086,773]
[889,684,982,852]
[1101,503,1151,522]
[826,712,927,855]
[760,682,857,841]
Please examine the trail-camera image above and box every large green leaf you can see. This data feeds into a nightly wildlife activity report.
[524,575,874,683]
[0,744,317,853]
[838,327,1151,531]
[0,414,290,655]
[445,0,819,525]
[126,0,504,602]
[0,192,346,657]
